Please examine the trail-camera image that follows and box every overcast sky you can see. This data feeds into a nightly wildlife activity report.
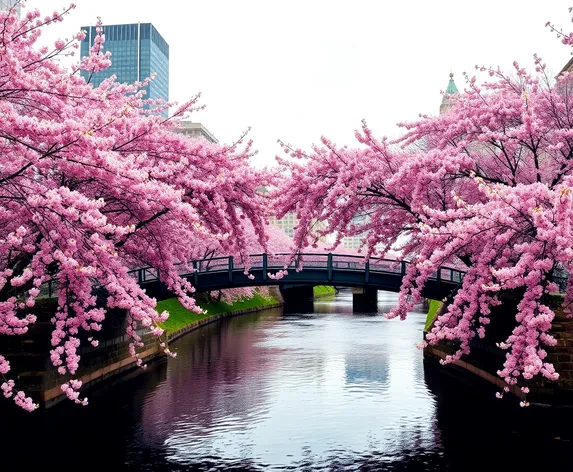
[27,0,573,167]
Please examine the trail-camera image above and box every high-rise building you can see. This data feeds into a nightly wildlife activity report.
[0,0,20,16]
[80,23,169,114]
[268,211,329,243]
[256,187,298,238]
[255,187,328,242]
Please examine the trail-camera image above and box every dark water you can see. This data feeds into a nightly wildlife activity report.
[3,290,573,471]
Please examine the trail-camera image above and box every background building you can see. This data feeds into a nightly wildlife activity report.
[268,212,329,243]
[80,23,169,115]
[268,212,298,238]
[256,187,328,242]
[339,73,460,252]
[0,0,20,16]
[559,56,573,75]
[256,187,297,238]
[340,214,367,250]
[440,73,459,115]
[176,122,218,144]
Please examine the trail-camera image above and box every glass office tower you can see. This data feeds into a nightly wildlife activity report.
[80,23,169,115]
[0,1,21,16]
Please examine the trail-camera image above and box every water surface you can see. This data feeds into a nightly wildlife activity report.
[3,290,573,471]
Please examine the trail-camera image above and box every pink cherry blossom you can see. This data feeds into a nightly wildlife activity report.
[275,9,573,395]
[0,6,270,410]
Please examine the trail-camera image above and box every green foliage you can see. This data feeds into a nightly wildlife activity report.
[424,299,443,333]
[313,285,336,297]
[155,298,212,334]
[156,291,281,334]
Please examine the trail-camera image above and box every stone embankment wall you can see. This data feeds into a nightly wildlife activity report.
[424,293,573,405]
[2,287,285,408]
[1,298,163,408]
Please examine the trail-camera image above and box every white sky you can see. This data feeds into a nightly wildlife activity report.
[26,0,573,167]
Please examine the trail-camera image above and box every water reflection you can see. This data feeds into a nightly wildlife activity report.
[141,290,440,469]
[3,289,573,471]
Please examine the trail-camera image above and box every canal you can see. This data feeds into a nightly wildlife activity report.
[3,290,573,471]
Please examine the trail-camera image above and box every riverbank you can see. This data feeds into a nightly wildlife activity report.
[313,285,337,299]
[424,299,442,332]
[158,288,284,342]
[158,286,337,343]
[10,285,338,407]
[423,293,573,405]
[9,289,285,407]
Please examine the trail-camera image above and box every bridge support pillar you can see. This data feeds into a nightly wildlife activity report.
[352,287,378,312]
[279,285,314,311]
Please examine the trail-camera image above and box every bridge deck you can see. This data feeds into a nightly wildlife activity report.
[132,253,465,301]
[38,252,568,301]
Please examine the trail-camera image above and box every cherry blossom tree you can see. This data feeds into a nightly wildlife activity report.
[0,5,268,410]
[205,222,294,304]
[275,11,573,398]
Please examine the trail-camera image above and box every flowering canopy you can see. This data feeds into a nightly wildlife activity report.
[206,223,295,303]
[0,5,268,410]
[275,13,573,396]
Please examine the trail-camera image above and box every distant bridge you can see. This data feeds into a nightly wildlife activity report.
[129,253,466,301]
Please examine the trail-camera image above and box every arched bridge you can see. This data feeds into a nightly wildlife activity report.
[131,253,465,301]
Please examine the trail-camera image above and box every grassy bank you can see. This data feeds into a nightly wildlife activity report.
[424,299,443,332]
[313,286,337,297]
[156,290,282,335]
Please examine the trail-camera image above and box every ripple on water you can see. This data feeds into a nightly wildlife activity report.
[4,291,573,471]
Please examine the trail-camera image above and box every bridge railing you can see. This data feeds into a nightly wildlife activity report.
[195,257,229,273]
[430,267,465,283]
[39,252,570,297]
[235,254,263,272]
[137,267,160,283]
[123,253,469,283]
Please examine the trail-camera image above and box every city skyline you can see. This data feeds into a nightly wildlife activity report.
[30,0,573,168]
